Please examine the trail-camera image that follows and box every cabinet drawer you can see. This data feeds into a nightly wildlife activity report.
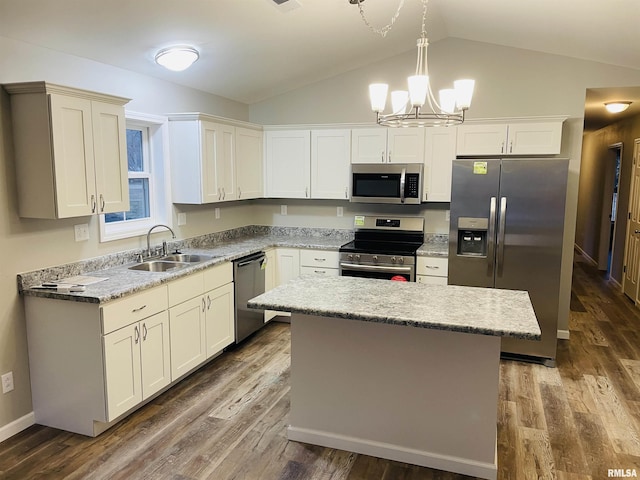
[300,266,340,277]
[299,249,339,268]
[203,262,233,291]
[101,285,168,334]
[168,272,204,307]
[417,274,448,286]
[416,257,448,277]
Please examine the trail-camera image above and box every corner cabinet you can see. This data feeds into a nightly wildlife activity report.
[168,114,263,204]
[456,120,564,156]
[5,82,130,219]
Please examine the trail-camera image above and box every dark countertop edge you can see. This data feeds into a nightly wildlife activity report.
[247,299,540,340]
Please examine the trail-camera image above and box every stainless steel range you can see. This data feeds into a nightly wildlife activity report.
[339,216,425,282]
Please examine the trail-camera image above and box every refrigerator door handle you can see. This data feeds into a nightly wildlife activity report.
[497,196,507,276]
[487,197,497,276]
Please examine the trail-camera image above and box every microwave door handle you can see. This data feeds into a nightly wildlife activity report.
[400,168,406,204]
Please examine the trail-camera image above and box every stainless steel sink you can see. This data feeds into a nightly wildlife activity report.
[128,260,190,272]
[160,253,214,263]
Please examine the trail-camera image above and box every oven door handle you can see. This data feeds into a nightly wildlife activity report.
[340,263,412,274]
[399,167,406,204]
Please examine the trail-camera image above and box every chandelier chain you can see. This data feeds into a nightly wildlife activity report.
[355,0,406,38]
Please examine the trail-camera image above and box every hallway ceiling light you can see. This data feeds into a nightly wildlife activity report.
[353,0,474,127]
[155,46,199,72]
[604,102,632,114]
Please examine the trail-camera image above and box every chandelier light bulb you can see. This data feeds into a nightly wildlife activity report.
[155,46,199,72]
[439,89,456,114]
[391,90,409,115]
[369,84,389,113]
[454,79,475,110]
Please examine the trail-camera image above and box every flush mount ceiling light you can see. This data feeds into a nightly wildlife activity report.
[155,46,199,72]
[353,0,474,127]
[604,102,632,114]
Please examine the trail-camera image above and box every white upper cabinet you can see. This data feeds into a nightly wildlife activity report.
[311,129,351,200]
[265,130,311,198]
[6,82,130,219]
[170,117,237,204]
[456,121,563,156]
[351,127,425,164]
[236,127,263,200]
[423,127,457,202]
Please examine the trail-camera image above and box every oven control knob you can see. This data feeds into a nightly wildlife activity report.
[398,257,404,265]
[348,254,354,261]
[373,255,378,262]
[355,254,361,261]
[391,257,396,264]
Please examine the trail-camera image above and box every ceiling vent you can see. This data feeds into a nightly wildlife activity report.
[270,0,302,12]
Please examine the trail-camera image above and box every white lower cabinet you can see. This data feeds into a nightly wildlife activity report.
[416,256,449,285]
[24,261,234,437]
[300,249,339,277]
[103,310,170,420]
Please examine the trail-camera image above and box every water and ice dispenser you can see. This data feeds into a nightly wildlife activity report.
[457,217,488,257]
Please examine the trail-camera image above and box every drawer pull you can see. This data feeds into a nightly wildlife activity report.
[132,305,147,313]
[314,258,326,262]
[314,270,325,274]
[425,266,440,270]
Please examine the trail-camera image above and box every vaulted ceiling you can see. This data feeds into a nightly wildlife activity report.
[1,0,639,129]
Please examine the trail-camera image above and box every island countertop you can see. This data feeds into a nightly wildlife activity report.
[248,275,541,340]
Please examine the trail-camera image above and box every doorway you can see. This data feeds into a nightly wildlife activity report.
[599,143,622,274]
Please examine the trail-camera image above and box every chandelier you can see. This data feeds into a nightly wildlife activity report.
[353,0,475,127]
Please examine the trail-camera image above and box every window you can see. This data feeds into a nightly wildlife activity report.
[99,112,171,242]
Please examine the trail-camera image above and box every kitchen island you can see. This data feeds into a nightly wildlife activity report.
[248,276,541,480]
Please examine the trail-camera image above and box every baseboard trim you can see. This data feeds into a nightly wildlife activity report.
[287,425,497,480]
[557,329,570,340]
[574,244,597,266]
[0,412,35,443]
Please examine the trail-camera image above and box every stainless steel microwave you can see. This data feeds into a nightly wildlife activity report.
[350,164,423,204]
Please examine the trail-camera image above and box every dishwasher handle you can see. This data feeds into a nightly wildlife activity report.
[235,252,266,267]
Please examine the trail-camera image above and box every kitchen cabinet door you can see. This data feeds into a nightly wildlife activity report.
[91,100,129,214]
[103,323,142,421]
[387,128,425,164]
[265,130,311,198]
[456,124,508,156]
[351,128,387,164]
[264,249,278,322]
[169,296,207,381]
[205,283,235,357]
[236,127,263,200]
[311,130,350,200]
[201,121,236,203]
[507,122,563,155]
[140,311,171,399]
[424,127,457,202]
[276,248,301,285]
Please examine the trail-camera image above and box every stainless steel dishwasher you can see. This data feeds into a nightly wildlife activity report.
[233,251,266,344]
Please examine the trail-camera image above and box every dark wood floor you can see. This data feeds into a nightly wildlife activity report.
[2,252,640,479]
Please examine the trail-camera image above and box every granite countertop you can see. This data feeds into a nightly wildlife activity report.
[18,229,352,304]
[417,233,449,257]
[248,275,540,340]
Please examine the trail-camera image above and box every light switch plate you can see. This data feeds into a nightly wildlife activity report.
[281,205,287,216]
[445,210,450,221]
[337,207,343,217]
[74,224,89,242]
[177,213,187,226]
[2,372,14,394]
[215,208,220,220]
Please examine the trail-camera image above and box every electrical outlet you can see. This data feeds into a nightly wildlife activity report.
[177,213,187,226]
[2,372,14,394]
[214,208,220,220]
[281,205,287,216]
[445,210,450,221]
[74,224,89,242]
[337,206,344,217]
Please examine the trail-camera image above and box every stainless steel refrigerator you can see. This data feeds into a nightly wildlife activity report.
[448,158,568,366]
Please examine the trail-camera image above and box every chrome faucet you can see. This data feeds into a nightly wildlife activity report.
[146,224,176,257]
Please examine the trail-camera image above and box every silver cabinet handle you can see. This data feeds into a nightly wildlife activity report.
[345,187,348,199]
[134,325,140,344]
[487,196,497,278]
[425,265,440,270]
[509,141,513,153]
[142,323,148,341]
[202,297,206,312]
[207,295,211,309]
[388,151,392,163]
[305,187,308,198]
[91,194,96,213]
[314,270,325,274]
[238,187,242,199]
[314,258,326,262]
[132,304,147,313]
[497,197,507,276]
[381,151,385,163]
[217,188,222,201]
[100,194,105,212]
[501,141,505,154]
